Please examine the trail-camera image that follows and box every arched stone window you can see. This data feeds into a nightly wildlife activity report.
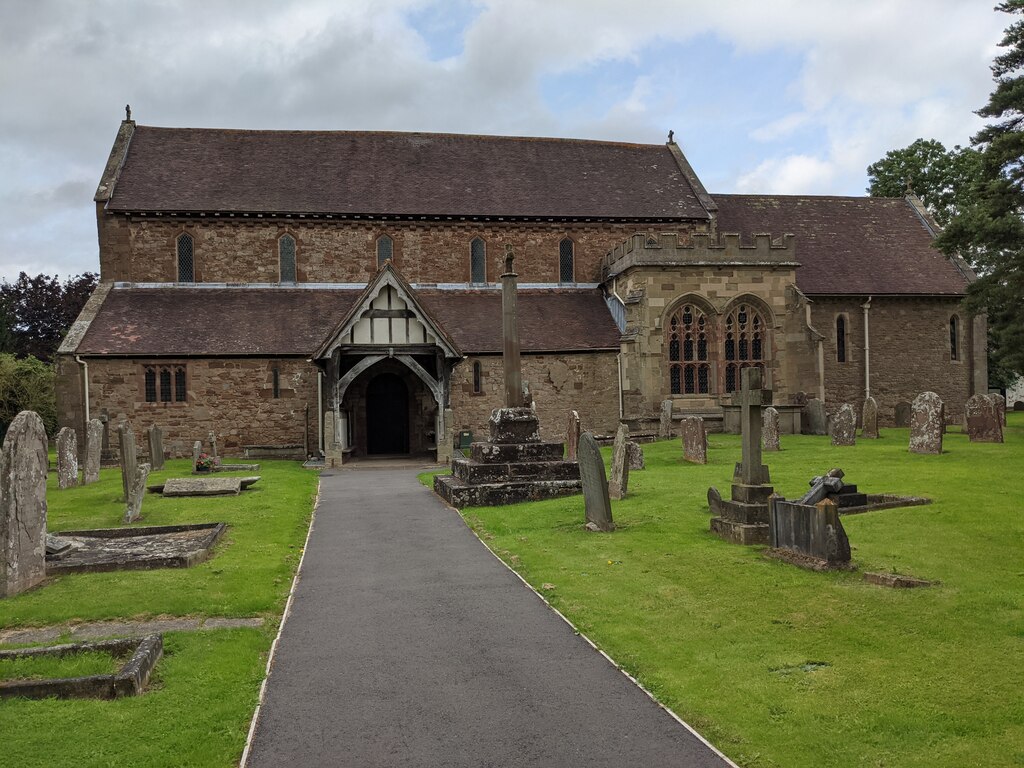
[836,315,847,363]
[470,238,486,284]
[176,233,195,282]
[950,315,959,361]
[559,238,574,283]
[473,361,482,393]
[723,302,767,393]
[376,234,393,267]
[279,234,297,283]
[668,302,713,395]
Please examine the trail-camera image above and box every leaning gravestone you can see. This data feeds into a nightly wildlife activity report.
[577,432,614,532]
[989,392,1007,427]
[124,462,151,523]
[192,441,202,472]
[608,423,630,500]
[83,418,103,485]
[1,411,48,597]
[147,425,165,471]
[56,427,79,489]
[659,400,673,439]
[681,416,707,464]
[802,398,827,435]
[118,423,138,502]
[965,393,1003,443]
[894,401,912,428]
[627,440,645,470]
[762,406,780,452]
[830,404,856,446]
[861,396,879,439]
[769,496,851,569]
[566,410,581,461]
[909,391,944,454]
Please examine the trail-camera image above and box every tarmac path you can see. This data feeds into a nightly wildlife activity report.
[244,467,734,767]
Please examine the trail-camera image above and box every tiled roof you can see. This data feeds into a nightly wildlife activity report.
[712,195,970,295]
[75,286,620,356]
[106,126,711,220]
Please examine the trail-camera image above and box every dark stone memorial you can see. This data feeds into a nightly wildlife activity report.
[861,396,879,439]
[769,496,851,570]
[709,368,775,545]
[577,432,614,532]
[147,425,165,471]
[434,248,581,507]
[894,401,912,428]
[802,398,827,435]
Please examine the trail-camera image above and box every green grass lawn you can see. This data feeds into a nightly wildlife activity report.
[0,458,319,767]
[435,414,1024,768]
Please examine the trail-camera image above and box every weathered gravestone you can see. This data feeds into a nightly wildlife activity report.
[83,418,103,485]
[627,440,645,470]
[124,462,151,523]
[147,425,165,471]
[56,427,79,489]
[118,423,138,502]
[830,403,856,446]
[709,368,774,545]
[802,398,827,435]
[681,416,707,464]
[965,393,1003,443]
[769,495,851,569]
[208,432,218,458]
[99,411,115,464]
[989,392,1007,427]
[861,396,879,439]
[762,406,780,452]
[608,423,630,500]
[192,441,202,472]
[909,391,944,454]
[659,399,673,439]
[894,401,912,427]
[566,410,581,462]
[577,432,614,532]
[1,411,48,597]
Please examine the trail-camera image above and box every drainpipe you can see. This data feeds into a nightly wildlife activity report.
[316,369,324,455]
[862,296,872,400]
[75,355,90,425]
[612,277,625,420]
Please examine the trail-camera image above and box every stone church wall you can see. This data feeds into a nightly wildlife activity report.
[449,352,620,444]
[98,216,706,285]
[810,296,976,425]
[69,357,321,458]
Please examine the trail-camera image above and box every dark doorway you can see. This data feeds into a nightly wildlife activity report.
[366,372,409,454]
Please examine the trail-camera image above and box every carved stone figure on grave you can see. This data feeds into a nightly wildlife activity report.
[909,391,944,454]
[608,424,630,500]
[762,406,780,451]
[56,427,79,489]
[681,416,707,464]
[830,404,856,446]
[83,418,103,485]
[1,411,48,597]
[861,396,879,439]
[577,432,614,532]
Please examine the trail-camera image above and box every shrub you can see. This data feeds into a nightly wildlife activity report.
[0,354,56,441]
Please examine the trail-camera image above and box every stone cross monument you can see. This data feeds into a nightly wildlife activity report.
[502,245,524,408]
[737,367,770,486]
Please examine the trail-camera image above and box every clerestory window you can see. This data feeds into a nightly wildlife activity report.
[177,233,195,282]
[559,238,574,283]
[377,234,393,267]
[279,234,297,283]
[471,238,486,284]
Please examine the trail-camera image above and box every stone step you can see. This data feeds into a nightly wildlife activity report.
[452,459,580,484]
[433,474,582,509]
[469,441,564,464]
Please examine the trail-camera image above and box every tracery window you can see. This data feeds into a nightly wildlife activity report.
[668,303,712,395]
[724,303,766,393]
[377,234,393,267]
[950,316,959,361]
[279,234,297,283]
[470,238,486,284]
[836,315,847,363]
[177,234,195,282]
[559,238,574,283]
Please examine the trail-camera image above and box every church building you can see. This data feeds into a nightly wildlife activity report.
[55,115,986,463]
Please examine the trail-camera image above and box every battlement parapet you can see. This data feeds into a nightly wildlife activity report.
[602,231,798,280]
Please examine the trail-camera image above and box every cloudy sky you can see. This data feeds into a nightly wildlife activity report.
[0,0,1009,281]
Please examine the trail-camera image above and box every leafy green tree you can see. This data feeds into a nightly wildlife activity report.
[0,354,56,440]
[0,272,97,363]
[937,0,1024,378]
[866,138,982,226]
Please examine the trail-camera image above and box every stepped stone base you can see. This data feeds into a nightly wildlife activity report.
[710,517,770,545]
[434,474,581,508]
[709,479,774,545]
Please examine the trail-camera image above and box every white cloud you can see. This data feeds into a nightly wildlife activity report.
[736,155,837,195]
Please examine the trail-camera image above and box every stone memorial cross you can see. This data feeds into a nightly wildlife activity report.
[501,245,524,409]
[738,368,771,485]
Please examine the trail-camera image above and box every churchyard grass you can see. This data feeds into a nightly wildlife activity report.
[0,649,120,681]
[431,413,1024,768]
[0,458,318,767]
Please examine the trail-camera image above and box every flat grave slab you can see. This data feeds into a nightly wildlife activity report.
[45,523,226,574]
[0,634,162,700]
[159,476,261,496]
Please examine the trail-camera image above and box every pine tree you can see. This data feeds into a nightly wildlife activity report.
[938,0,1024,377]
